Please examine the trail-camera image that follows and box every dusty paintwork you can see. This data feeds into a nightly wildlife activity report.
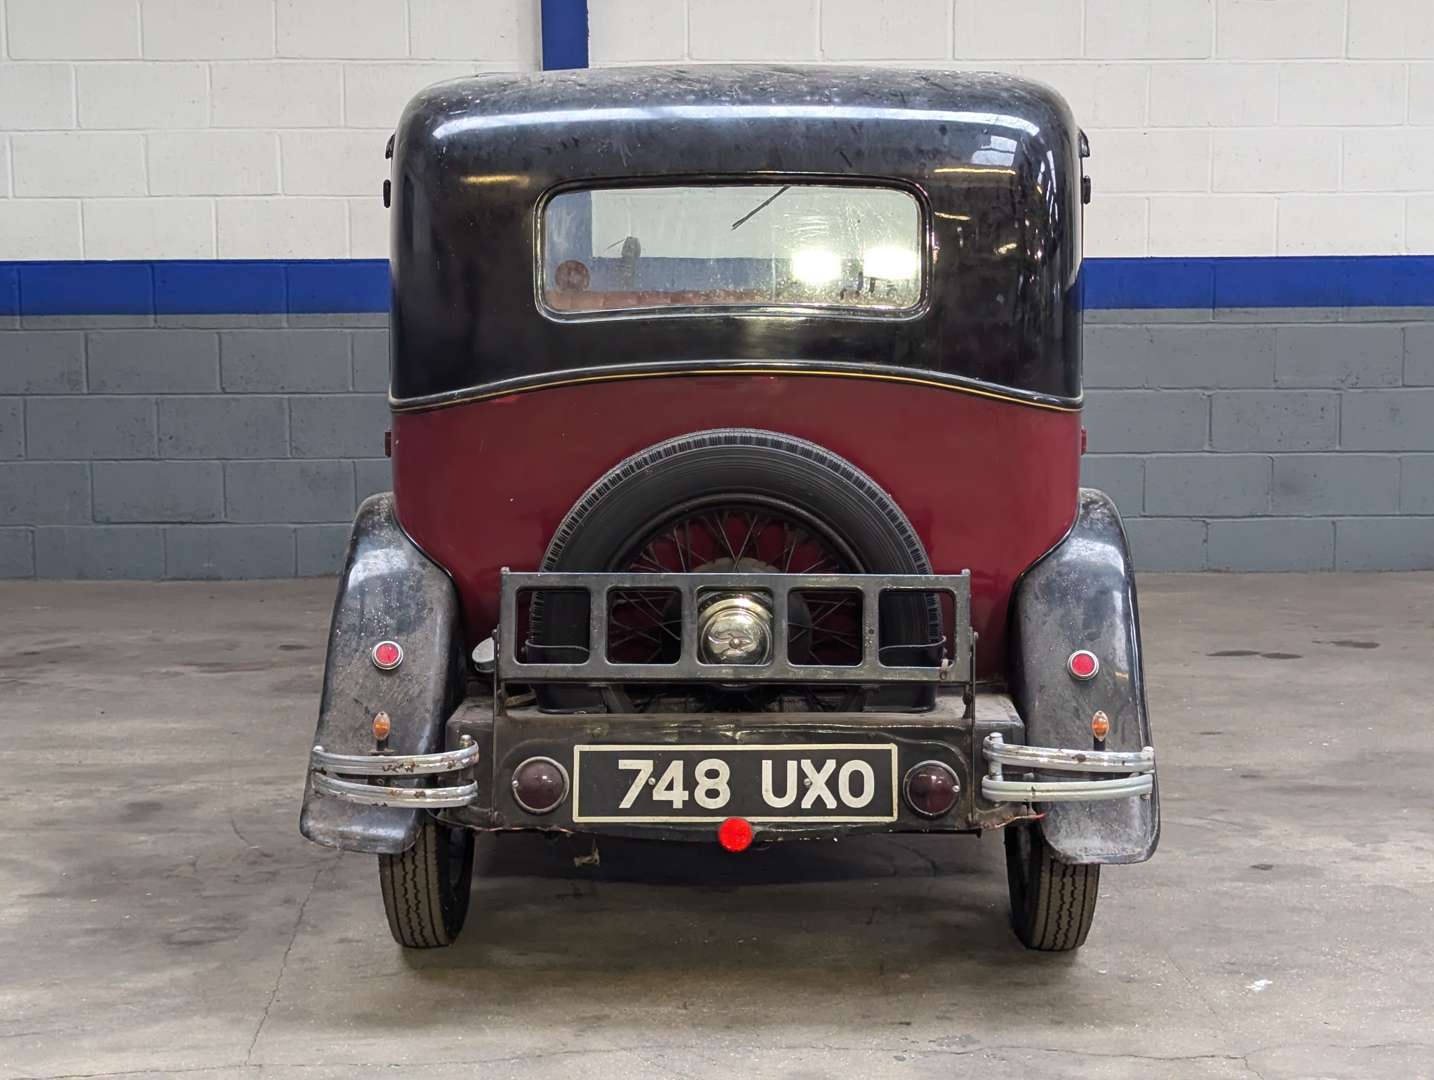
[393,376,1082,679]
[299,64,1155,962]
[388,64,1084,407]
[438,694,1038,842]
[1008,488,1160,863]
[299,493,467,854]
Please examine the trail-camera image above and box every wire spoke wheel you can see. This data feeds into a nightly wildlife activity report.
[593,500,867,712]
[529,429,940,715]
[607,503,861,667]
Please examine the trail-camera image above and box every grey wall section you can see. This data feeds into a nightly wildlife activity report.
[1082,308,1434,572]
[0,316,391,580]
[1,308,1432,578]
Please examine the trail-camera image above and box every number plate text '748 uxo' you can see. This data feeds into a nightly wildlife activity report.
[570,743,899,824]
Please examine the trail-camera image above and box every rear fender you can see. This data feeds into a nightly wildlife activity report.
[299,493,466,854]
[1008,488,1159,864]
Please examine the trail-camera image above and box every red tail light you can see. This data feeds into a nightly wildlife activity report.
[511,756,569,814]
[717,817,754,852]
[1068,649,1099,680]
[903,760,959,817]
[371,640,403,670]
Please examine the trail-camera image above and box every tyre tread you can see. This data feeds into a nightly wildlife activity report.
[379,819,465,949]
[1007,825,1099,952]
[542,428,933,575]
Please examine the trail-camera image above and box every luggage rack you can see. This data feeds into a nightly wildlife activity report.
[494,568,973,686]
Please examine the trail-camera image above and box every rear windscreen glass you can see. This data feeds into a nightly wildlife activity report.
[540,184,923,316]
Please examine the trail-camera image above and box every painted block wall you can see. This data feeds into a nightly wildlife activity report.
[3,0,1432,259]
[1,0,542,259]
[5,310,1429,578]
[591,0,1434,260]
[2,0,1433,578]
[1081,310,1434,572]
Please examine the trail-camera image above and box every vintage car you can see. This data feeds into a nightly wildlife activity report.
[300,65,1158,953]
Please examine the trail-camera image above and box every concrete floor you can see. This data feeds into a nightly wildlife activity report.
[1,574,1432,1080]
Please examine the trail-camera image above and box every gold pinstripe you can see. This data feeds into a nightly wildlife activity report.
[389,367,1082,414]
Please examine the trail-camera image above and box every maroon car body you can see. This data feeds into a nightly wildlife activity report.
[300,65,1158,954]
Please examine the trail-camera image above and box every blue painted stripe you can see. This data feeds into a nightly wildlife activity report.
[1085,255,1434,310]
[1,260,389,317]
[286,259,390,313]
[18,261,154,316]
[155,261,287,315]
[0,264,17,316]
[540,0,588,71]
[1081,258,1216,310]
[2,257,1432,318]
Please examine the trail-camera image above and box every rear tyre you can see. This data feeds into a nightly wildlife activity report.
[378,817,474,948]
[1004,822,1099,951]
[532,428,939,712]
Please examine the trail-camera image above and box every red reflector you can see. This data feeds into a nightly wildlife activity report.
[1068,649,1099,680]
[511,756,569,815]
[371,640,403,670]
[717,817,754,853]
[903,761,960,817]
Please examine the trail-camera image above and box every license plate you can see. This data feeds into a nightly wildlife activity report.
[571,743,899,824]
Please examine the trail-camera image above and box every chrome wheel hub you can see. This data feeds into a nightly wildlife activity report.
[698,595,773,665]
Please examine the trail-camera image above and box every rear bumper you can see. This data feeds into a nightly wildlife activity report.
[305,696,1157,836]
[980,733,1155,803]
[309,741,481,808]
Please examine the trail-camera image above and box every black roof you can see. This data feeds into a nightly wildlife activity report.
[390,65,1084,408]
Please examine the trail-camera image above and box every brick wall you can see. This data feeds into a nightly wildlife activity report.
[1,1,1432,258]
[591,0,1434,259]
[1081,311,1434,571]
[5,308,1432,578]
[0,0,539,259]
[3,0,1434,578]
[0,320,390,578]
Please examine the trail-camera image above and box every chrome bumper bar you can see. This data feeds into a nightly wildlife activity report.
[309,729,1154,811]
[309,739,481,808]
[981,732,1155,803]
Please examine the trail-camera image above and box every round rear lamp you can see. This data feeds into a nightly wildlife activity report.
[903,760,960,818]
[717,817,754,852]
[511,756,569,815]
[371,640,403,671]
[1068,649,1099,680]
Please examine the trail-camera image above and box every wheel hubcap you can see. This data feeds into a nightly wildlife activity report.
[698,594,773,664]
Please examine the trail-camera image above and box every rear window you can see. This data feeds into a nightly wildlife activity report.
[540,183,923,317]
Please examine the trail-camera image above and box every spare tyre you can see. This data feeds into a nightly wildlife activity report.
[529,429,941,713]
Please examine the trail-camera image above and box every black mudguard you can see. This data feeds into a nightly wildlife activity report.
[299,493,466,854]
[1009,488,1159,864]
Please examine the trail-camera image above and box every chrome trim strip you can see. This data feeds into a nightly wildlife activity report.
[309,739,480,807]
[312,772,479,808]
[981,773,1154,803]
[309,742,481,777]
[389,360,1082,415]
[984,738,1154,774]
[981,732,1155,804]
[535,178,934,326]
